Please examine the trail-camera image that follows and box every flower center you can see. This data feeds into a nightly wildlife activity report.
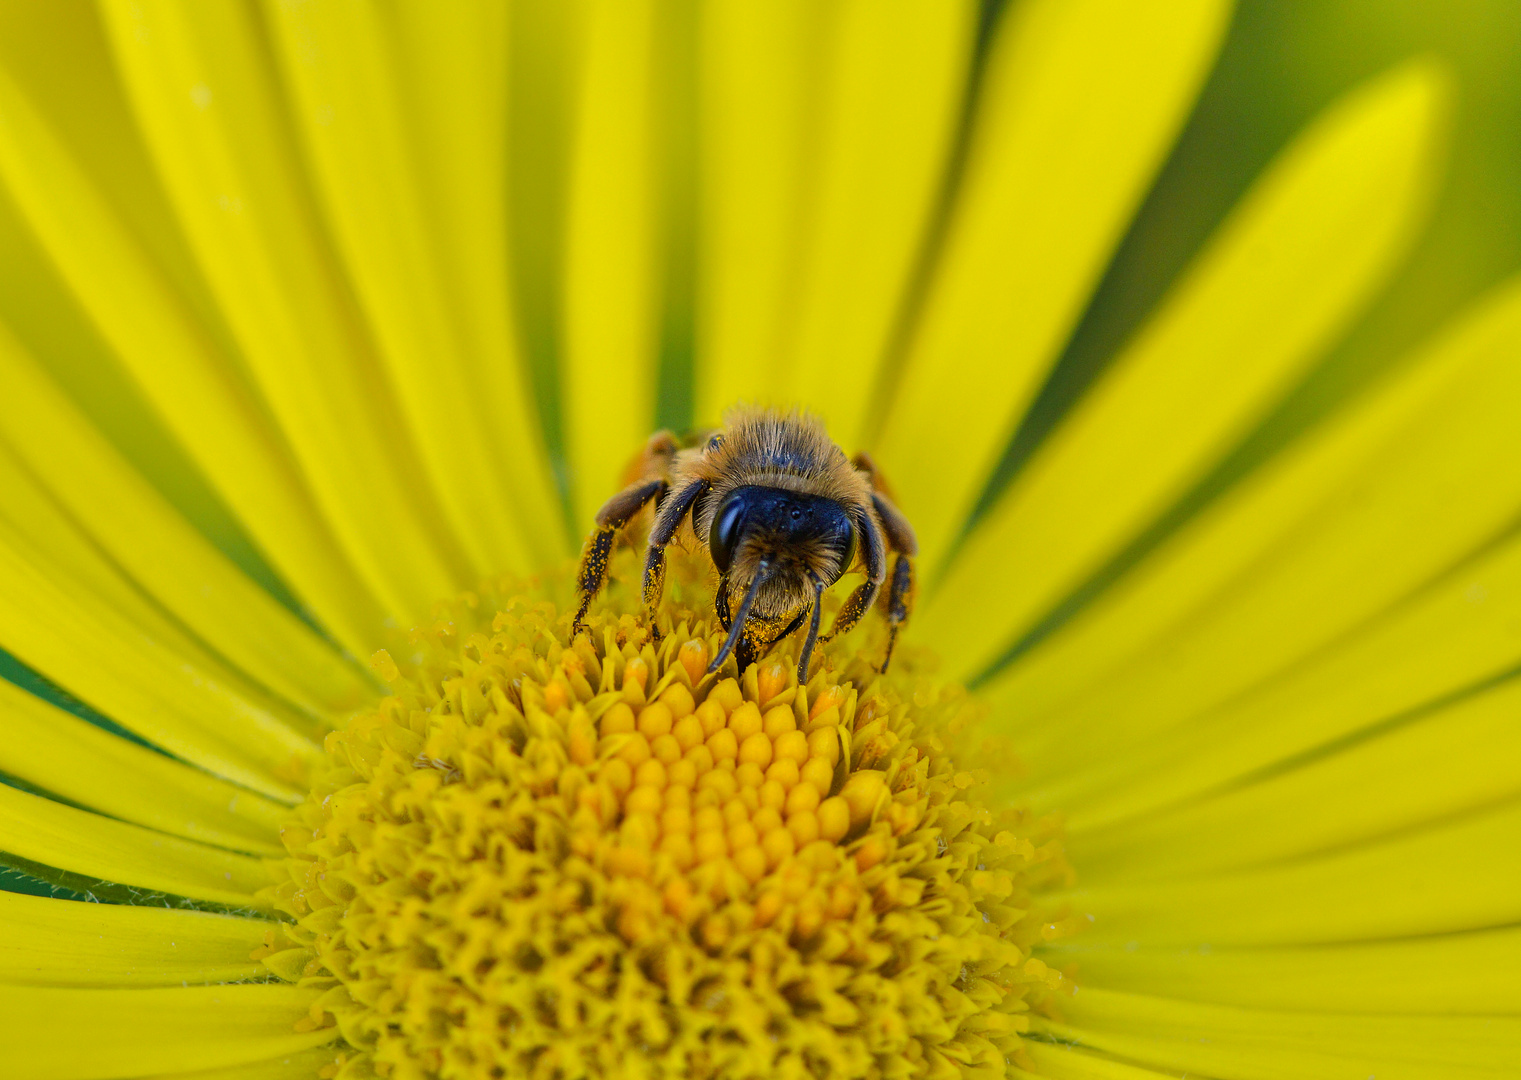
[265,553,1073,1079]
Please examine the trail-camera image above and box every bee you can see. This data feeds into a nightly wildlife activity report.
[571,407,916,681]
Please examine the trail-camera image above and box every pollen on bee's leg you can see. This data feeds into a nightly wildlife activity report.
[264,550,1075,1080]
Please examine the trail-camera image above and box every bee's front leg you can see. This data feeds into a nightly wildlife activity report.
[642,478,710,643]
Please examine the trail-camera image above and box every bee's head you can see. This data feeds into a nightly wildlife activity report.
[707,485,856,619]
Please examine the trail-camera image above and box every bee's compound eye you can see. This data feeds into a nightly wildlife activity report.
[709,494,746,573]
[706,432,725,452]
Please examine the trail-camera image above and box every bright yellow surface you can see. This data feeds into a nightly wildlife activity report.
[1072,671,1521,881]
[137,1052,343,1080]
[0,57,385,658]
[1004,276,1521,791]
[0,781,271,908]
[0,678,285,855]
[695,0,838,419]
[563,0,663,528]
[0,487,316,802]
[874,0,1230,566]
[923,62,1444,678]
[1045,926,1521,1013]
[971,282,1481,754]
[0,323,369,719]
[1061,798,1521,946]
[1056,524,1521,834]
[1041,988,1521,1079]
[264,1,545,582]
[697,0,976,448]
[0,889,268,987]
[389,4,567,568]
[0,983,328,1080]
[99,1,468,621]
[0,4,1508,1078]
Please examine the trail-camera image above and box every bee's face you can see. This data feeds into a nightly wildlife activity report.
[707,485,856,619]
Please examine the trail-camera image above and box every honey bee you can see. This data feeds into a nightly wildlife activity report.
[572,407,917,681]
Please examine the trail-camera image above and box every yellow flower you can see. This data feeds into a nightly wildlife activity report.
[0,2,1516,1079]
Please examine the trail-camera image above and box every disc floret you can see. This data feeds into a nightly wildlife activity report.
[265,557,1074,1079]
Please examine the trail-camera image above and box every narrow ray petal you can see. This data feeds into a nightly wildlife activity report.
[390,3,567,565]
[1040,989,1520,1080]
[1063,799,1521,946]
[563,0,664,527]
[1046,927,1521,1013]
[0,984,327,1080]
[1014,278,1521,790]
[924,62,1445,677]
[1020,1042,1204,1080]
[0,486,317,802]
[970,282,1482,746]
[100,1,467,620]
[1072,672,1521,880]
[264,1,547,578]
[782,0,977,449]
[0,323,370,718]
[0,784,272,908]
[696,0,977,448]
[695,0,839,419]
[873,0,1229,563]
[138,1052,340,1080]
[0,679,285,855]
[0,60,384,658]
[1058,529,1521,835]
[0,890,268,987]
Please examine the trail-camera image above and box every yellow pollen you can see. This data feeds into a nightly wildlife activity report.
[263,553,1076,1079]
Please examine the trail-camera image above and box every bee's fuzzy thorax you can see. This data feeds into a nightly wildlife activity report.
[574,403,915,683]
[679,406,872,539]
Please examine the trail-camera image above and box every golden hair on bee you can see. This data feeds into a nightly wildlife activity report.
[573,405,918,681]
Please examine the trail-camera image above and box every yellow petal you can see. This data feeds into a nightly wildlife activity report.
[0,783,271,909]
[695,0,977,450]
[0,889,267,987]
[99,1,467,620]
[1062,799,1521,947]
[562,0,663,528]
[0,983,327,1080]
[390,3,568,567]
[1046,927,1521,1014]
[1040,988,1519,1080]
[872,0,1229,564]
[783,0,977,449]
[136,1052,340,1080]
[923,61,1446,678]
[264,1,548,579]
[1017,275,1521,802]
[0,463,317,801]
[0,678,285,856]
[971,280,1479,754]
[1065,531,1521,841]
[0,322,370,718]
[695,0,839,419]
[0,57,384,658]
[1021,1042,1213,1080]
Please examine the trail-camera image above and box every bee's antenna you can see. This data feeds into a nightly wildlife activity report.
[708,560,768,674]
[795,577,825,684]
